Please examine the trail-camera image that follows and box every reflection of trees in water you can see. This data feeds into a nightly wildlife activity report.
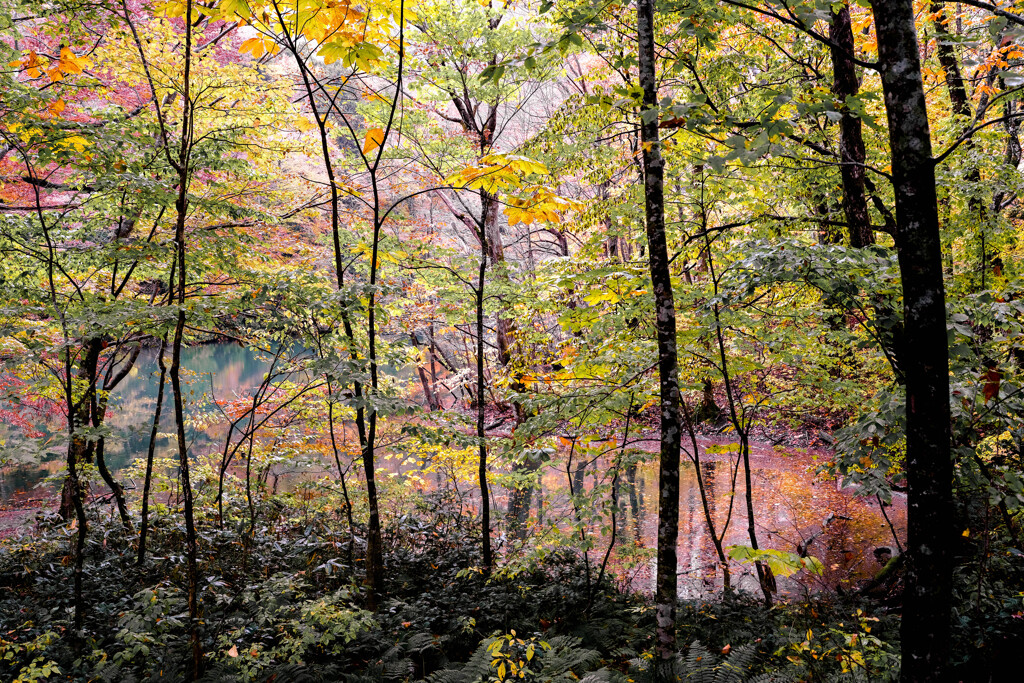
[4,361,908,595]
[2,344,276,498]
[509,448,905,597]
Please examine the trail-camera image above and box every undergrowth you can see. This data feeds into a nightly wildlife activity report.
[0,487,1011,682]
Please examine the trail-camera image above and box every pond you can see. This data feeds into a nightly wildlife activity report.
[1,344,904,596]
[0,342,275,499]
[376,434,905,597]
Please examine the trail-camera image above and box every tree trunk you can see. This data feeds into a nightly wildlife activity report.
[59,341,99,520]
[277,2,385,606]
[829,4,874,247]
[638,0,683,676]
[411,333,438,410]
[930,3,970,119]
[931,2,989,289]
[364,221,386,608]
[138,338,167,566]
[871,3,953,680]
[170,3,203,674]
[476,258,492,570]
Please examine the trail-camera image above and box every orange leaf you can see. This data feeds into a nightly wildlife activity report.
[362,127,385,154]
[240,37,265,59]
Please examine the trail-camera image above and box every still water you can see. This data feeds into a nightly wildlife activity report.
[0,343,275,498]
[1,344,904,595]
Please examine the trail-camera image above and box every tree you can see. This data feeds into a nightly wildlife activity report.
[828,2,873,248]
[636,0,683,675]
[238,0,415,603]
[870,1,952,679]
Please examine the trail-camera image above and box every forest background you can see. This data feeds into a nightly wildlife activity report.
[1,0,1023,681]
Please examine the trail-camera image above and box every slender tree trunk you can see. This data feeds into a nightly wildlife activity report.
[64,356,90,631]
[169,2,202,674]
[43,242,89,629]
[481,190,512,366]
[272,0,386,605]
[476,258,492,570]
[483,185,536,537]
[92,392,132,531]
[829,3,874,247]
[363,9,406,595]
[637,0,683,675]
[363,214,386,604]
[707,235,773,603]
[138,338,167,566]
[411,333,438,410]
[327,395,357,567]
[680,401,730,589]
[169,312,202,678]
[59,342,99,521]
[429,324,440,404]
[871,3,953,680]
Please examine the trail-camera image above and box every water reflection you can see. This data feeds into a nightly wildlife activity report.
[0,343,275,498]
[2,346,905,598]
[374,433,904,597]
[442,436,906,598]
[616,440,905,597]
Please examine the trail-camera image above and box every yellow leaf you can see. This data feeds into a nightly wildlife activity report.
[156,0,187,17]
[64,135,90,152]
[363,127,385,154]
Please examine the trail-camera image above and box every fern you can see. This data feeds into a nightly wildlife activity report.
[535,635,603,680]
[427,635,492,683]
[259,663,321,683]
[680,641,778,683]
[427,633,608,683]
[626,641,779,683]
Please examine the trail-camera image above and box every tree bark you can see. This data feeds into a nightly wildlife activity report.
[137,338,167,566]
[829,4,874,247]
[871,2,953,680]
[638,0,683,676]
[930,3,970,119]
[476,256,492,570]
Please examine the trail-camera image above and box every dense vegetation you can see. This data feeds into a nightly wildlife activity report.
[1,0,1023,680]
